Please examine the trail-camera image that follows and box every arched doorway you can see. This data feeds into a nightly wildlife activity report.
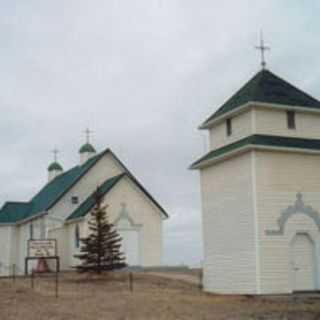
[290,233,316,291]
[115,203,141,266]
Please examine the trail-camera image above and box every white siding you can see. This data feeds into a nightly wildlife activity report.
[66,221,86,268]
[200,151,257,294]
[255,150,320,293]
[48,153,124,222]
[102,177,163,266]
[69,177,164,269]
[0,226,13,276]
[209,110,253,150]
[255,107,320,139]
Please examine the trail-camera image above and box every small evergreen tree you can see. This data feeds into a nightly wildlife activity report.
[74,187,126,273]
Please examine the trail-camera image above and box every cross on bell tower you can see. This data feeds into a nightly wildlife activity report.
[255,30,270,69]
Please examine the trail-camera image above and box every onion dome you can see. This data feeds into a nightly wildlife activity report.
[48,161,63,172]
[79,143,96,154]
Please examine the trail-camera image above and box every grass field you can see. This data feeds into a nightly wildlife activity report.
[1,272,320,320]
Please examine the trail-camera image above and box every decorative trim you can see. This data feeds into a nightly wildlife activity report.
[114,203,141,228]
[266,193,320,235]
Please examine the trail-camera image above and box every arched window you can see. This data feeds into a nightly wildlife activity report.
[75,224,80,249]
[29,223,34,240]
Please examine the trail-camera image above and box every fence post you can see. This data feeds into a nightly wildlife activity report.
[199,269,203,291]
[12,264,16,284]
[55,270,59,298]
[129,272,133,292]
[31,270,34,290]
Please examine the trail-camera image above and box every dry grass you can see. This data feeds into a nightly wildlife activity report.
[0,272,320,320]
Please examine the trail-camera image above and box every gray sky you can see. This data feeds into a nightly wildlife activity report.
[1,0,320,266]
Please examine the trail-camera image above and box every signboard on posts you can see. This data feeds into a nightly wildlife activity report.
[28,239,57,258]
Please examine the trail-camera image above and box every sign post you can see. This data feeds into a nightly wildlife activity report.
[25,239,60,298]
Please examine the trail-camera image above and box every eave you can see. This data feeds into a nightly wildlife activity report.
[190,135,320,169]
[200,101,320,130]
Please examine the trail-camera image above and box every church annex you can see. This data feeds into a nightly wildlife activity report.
[192,68,320,294]
[0,139,168,276]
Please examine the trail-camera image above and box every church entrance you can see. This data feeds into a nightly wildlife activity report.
[118,229,140,266]
[290,233,316,292]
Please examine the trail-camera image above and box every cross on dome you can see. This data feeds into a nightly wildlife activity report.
[84,128,93,144]
[52,148,59,162]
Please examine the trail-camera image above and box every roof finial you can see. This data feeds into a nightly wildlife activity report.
[52,147,59,162]
[84,128,93,144]
[255,30,270,69]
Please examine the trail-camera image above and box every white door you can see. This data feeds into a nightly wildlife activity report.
[118,229,140,266]
[291,233,315,291]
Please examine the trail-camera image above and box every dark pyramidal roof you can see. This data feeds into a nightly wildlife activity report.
[201,69,320,127]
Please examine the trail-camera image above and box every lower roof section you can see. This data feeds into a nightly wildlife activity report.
[190,134,320,169]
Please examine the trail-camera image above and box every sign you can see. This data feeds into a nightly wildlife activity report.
[28,239,57,258]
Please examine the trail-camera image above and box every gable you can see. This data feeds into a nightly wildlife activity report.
[201,69,320,128]
[67,173,168,221]
[0,149,124,224]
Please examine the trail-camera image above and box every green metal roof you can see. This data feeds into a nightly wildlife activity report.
[67,173,125,221]
[191,135,320,169]
[79,143,96,154]
[0,148,169,224]
[48,161,63,172]
[201,69,320,127]
[0,202,31,224]
[0,150,108,224]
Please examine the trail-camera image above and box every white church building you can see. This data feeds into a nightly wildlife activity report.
[0,138,168,276]
[192,68,320,294]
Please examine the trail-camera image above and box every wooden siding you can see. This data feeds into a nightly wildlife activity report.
[48,152,124,222]
[200,152,258,294]
[255,150,320,293]
[103,176,163,266]
[255,107,320,139]
[209,110,253,150]
[0,226,13,276]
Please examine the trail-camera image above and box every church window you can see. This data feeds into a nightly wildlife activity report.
[226,118,232,136]
[75,224,80,248]
[287,111,296,129]
[29,223,34,240]
[71,196,79,204]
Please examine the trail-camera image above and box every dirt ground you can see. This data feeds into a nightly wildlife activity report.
[0,272,320,320]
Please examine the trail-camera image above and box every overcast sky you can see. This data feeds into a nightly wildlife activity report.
[1,1,320,266]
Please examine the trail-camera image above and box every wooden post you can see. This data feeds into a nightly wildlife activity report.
[199,269,203,291]
[31,270,34,290]
[129,272,133,292]
[12,264,16,284]
[55,270,59,298]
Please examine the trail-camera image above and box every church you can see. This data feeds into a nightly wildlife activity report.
[0,136,168,276]
[191,64,320,294]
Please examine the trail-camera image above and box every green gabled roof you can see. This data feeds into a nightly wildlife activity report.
[67,173,125,221]
[0,149,110,224]
[201,69,320,127]
[0,202,31,224]
[48,161,63,172]
[191,135,320,169]
[0,147,169,224]
[29,151,106,216]
[79,143,96,154]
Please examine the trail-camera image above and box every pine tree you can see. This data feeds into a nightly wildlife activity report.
[74,187,126,273]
